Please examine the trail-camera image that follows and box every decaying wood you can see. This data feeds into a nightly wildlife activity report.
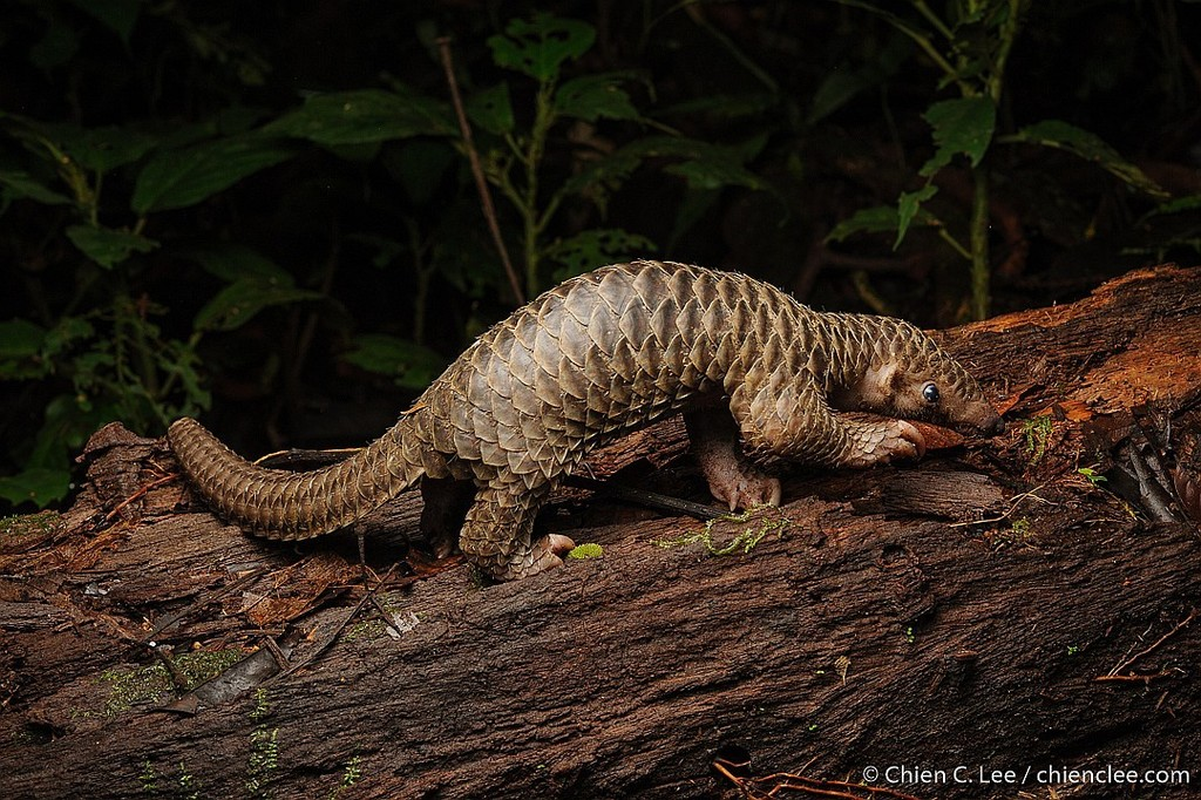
[2,264,1200,800]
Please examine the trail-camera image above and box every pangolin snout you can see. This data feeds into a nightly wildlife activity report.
[974,407,1006,436]
[956,403,1005,436]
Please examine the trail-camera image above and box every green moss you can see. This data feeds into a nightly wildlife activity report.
[249,687,271,722]
[101,649,243,717]
[566,542,603,559]
[343,619,388,641]
[246,726,279,798]
[1021,415,1054,465]
[654,508,789,556]
[138,760,158,794]
[246,689,279,799]
[0,510,63,540]
[100,665,173,717]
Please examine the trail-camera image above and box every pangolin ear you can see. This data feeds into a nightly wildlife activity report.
[867,362,899,397]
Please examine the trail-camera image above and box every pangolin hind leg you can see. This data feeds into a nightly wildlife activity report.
[685,408,781,510]
[457,478,576,580]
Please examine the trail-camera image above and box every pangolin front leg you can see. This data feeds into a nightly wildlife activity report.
[733,380,926,468]
[457,478,576,581]
[685,408,782,510]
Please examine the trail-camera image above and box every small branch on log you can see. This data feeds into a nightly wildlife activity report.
[1100,608,1198,680]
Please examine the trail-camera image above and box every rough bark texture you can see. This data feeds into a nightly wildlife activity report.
[2,264,1200,800]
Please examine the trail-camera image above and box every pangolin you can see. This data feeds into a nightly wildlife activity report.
[169,260,1004,580]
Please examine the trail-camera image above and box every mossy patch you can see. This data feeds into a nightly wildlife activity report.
[566,542,603,560]
[0,510,63,546]
[100,649,244,716]
[654,507,790,555]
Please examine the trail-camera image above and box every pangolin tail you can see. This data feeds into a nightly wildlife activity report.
[168,416,426,540]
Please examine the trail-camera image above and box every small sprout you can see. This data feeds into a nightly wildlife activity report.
[567,542,604,560]
[835,655,851,685]
[1067,644,1080,656]
[1077,466,1107,486]
[1010,517,1031,538]
[1021,416,1054,465]
[905,626,916,644]
[139,760,158,793]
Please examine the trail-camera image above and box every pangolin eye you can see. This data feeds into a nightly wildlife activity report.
[922,382,941,404]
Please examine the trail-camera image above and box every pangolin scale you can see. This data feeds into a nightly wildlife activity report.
[170,260,1003,580]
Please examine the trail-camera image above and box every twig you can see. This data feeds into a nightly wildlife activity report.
[106,473,178,522]
[565,474,727,521]
[436,36,524,304]
[1101,608,1197,679]
[1094,670,1179,684]
[273,562,401,681]
[713,756,926,800]
[947,483,1052,528]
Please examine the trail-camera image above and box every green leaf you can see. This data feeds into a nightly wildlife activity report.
[42,316,94,360]
[1139,194,1201,221]
[132,135,296,214]
[66,0,143,45]
[656,93,778,121]
[918,96,996,177]
[382,141,456,206]
[193,280,322,332]
[0,467,72,508]
[0,170,72,205]
[46,124,158,173]
[546,229,657,281]
[895,185,939,246]
[186,247,323,332]
[562,135,767,212]
[343,334,447,390]
[664,158,764,192]
[807,33,911,125]
[827,201,941,245]
[465,83,515,135]
[0,319,48,379]
[0,116,156,173]
[30,20,79,70]
[264,89,454,146]
[554,74,642,122]
[65,225,159,269]
[1002,120,1169,198]
[827,206,903,243]
[179,243,290,283]
[487,13,595,82]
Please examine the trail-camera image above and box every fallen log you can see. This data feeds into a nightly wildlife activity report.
[1,265,1199,799]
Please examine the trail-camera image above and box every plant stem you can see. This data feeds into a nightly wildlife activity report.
[969,166,990,320]
[522,79,557,296]
[966,0,1026,320]
[436,36,524,304]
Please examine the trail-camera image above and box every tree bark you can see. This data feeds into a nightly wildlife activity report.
[2,265,1200,800]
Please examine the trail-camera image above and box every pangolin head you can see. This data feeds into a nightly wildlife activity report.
[856,318,1005,436]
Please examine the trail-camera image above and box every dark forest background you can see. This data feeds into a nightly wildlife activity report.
[2,0,1199,511]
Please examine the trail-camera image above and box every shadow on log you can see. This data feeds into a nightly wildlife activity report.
[2,265,1200,799]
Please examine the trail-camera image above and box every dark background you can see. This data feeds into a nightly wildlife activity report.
[2,0,1199,510]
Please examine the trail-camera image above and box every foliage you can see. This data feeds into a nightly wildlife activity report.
[0,5,765,509]
[826,0,1169,319]
[467,12,764,296]
[0,1,1196,512]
